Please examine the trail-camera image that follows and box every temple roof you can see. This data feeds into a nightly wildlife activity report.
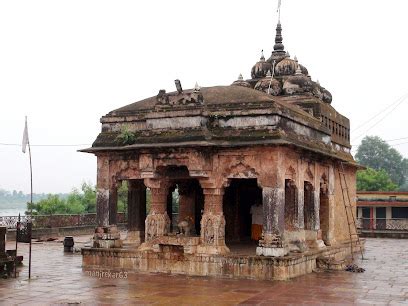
[82,21,354,164]
[111,86,274,115]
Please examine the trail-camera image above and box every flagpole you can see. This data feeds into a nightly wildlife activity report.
[28,140,33,216]
[28,140,32,279]
[22,116,33,279]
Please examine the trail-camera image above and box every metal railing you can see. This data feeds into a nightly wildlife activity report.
[356,218,408,231]
[0,213,127,229]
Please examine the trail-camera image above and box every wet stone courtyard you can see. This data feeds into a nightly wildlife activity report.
[0,237,407,305]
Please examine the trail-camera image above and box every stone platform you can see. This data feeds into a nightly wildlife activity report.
[82,239,364,281]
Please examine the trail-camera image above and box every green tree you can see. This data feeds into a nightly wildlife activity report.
[27,182,97,215]
[355,136,408,187]
[357,168,398,191]
[117,181,128,213]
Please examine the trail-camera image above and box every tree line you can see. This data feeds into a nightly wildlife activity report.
[356,136,408,191]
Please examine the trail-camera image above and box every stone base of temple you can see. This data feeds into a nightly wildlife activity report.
[256,246,289,257]
[196,245,230,255]
[82,239,365,281]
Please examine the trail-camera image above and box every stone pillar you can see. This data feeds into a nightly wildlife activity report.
[178,182,196,234]
[256,186,289,257]
[313,189,325,248]
[325,165,337,246]
[144,179,170,242]
[96,156,110,227]
[386,207,392,220]
[94,156,122,248]
[108,183,118,226]
[197,188,229,255]
[125,180,146,246]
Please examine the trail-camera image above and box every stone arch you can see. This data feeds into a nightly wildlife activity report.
[285,166,296,181]
[222,161,259,180]
[305,165,314,182]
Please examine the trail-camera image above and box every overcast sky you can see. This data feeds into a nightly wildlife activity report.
[1,0,407,194]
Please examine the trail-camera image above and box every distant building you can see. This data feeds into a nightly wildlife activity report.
[357,191,408,237]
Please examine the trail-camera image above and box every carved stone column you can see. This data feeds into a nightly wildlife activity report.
[326,165,337,246]
[256,186,289,257]
[125,180,146,246]
[197,188,229,255]
[94,156,122,248]
[96,156,110,228]
[143,179,170,242]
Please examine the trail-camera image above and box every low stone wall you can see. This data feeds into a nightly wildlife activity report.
[82,240,364,281]
[7,224,127,241]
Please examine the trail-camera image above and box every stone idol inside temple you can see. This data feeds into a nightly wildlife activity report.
[81,21,363,280]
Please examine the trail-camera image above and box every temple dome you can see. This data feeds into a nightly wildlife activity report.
[275,57,297,76]
[251,51,272,79]
[283,66,313,95]
[254,73,282,96]
[231,74,252,88]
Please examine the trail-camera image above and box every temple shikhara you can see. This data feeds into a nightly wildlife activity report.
[81,20,363,280]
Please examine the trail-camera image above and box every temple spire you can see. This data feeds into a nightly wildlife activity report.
[273,22,285,53]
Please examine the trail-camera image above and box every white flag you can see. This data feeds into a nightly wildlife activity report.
[22,116,29,153]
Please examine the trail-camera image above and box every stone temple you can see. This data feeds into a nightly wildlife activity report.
[81,21,363,280]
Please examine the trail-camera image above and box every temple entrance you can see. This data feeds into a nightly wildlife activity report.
[125,179,147,244]
[156,165,204,236]
[285,179,297,230]
[174,179,203,236]
[223,179,262,252]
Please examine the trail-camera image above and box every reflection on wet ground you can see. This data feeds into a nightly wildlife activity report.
[1,237,407,305]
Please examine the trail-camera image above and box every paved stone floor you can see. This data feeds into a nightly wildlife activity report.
[0,237,407,305]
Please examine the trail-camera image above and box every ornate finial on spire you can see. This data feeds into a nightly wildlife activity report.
[238,73,243,80]
[316,79,320,85]
[294,56,298,63]
[273,22,285,53]
[260,49,265,61]
[266,70,272,77]
[194,82,201,92]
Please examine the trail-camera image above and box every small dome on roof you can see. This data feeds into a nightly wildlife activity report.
[283,65,313,95]
[275,57,297,76]
[231,74,252,88]
[251,51,272,79]
[254,72,282,96]
[321,87,332,104]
